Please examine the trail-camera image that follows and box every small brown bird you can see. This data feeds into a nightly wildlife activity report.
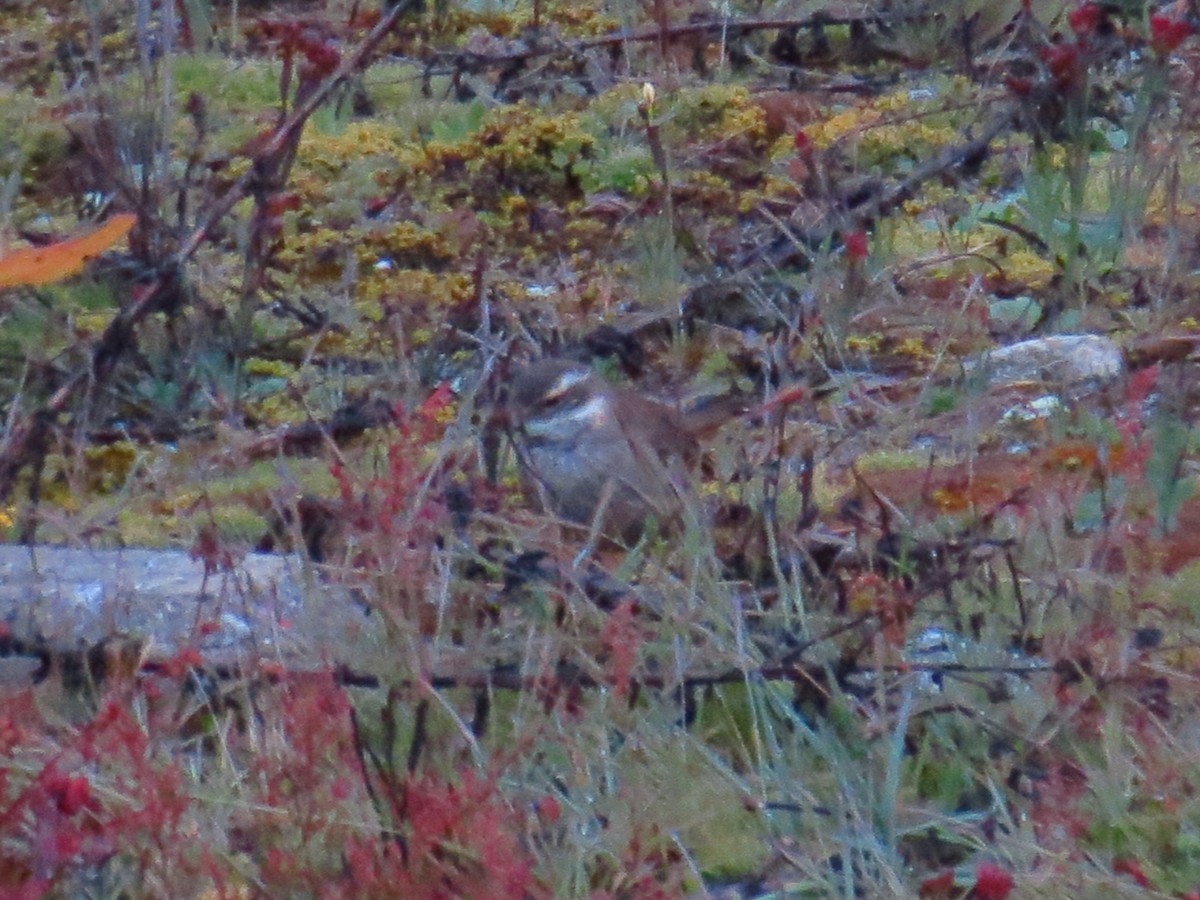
[507,359,703,544]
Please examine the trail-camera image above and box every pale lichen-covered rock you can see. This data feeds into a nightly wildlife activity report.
[970,334,1124,387]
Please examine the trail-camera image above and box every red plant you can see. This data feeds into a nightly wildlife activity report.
[918,868,956,897]
[1107,363,1157,480]
[1149,14,1192,56]
[1068,2,1103,39]
[1113,857,1152,888]
[402,768,539,897]
[0,694,197,891]
[848,573,913,646]
[844,229,869,262]
[330,382,453,533]
[1024,758,1090,851]
[310,763,543,899]
[251,18,343,102]
[325,382,456,613]
[1005,74,1033,96]
[970,862,1014,899]
[601,598,642,699]
[1041,41,1085,90]
[160,669,543,898]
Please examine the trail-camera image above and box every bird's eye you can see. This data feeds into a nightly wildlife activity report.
[533,393,561,413]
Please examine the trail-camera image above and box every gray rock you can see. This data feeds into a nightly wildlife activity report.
[971,334,1123,386]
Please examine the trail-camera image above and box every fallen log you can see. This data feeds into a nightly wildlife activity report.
[0,544,377,683]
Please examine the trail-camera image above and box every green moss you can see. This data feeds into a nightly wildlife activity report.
[669,83,768,148]
[610,736,769,881]
[0,98,67,178]
[171,54,282,111]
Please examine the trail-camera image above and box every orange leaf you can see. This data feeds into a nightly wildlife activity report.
[0,214,136,288]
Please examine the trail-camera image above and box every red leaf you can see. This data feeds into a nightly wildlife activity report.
[302,39,340,77]
[1068,2,1103,37]
[417,380,455,427]
[1150,14,1192,55]
[757,384,807,412]
[601,598,641,699]
[536,795,561,823]
[1125,362,1159,407]
[971,862,1014,899]
[844,229,869,261]
[919,869,956,897]
[1005,75,1033,96]
[1113,857,1151,888]
[55,775,92,817]
[1041,42,1083,89]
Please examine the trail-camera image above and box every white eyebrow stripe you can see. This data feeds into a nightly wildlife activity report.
[522,393,610,439]
[546,368,591,399]
[560,394,608,424]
